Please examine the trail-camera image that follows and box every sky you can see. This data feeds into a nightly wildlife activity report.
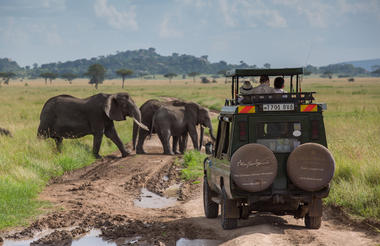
[0,0,380,67]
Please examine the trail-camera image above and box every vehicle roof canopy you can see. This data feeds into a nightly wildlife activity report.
[226,68,303,77]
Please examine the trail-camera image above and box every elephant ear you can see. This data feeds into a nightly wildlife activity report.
[104,95,124,121]
[185,103,201,125]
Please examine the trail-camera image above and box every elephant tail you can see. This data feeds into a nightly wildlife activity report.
[132,120,138,150]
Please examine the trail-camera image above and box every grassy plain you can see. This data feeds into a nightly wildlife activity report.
[0,76,379,229]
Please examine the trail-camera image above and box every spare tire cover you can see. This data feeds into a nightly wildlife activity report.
[287,143,335,192]
[231,143,278,192]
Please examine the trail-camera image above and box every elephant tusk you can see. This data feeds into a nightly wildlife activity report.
[133,118,149,131]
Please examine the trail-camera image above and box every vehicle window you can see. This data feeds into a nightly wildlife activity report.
[216,120,230,157]
[222,122,230,154]
[256,122,301,153]
[256,122,301,138]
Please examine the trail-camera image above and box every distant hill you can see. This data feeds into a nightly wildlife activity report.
[0,48,255,78]
[337,58,380,71]
[1,49,378,78]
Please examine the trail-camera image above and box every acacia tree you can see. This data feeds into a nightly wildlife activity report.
[0,72,16,85]
[48,73,57,84]
[87,64,106,89]
[61,73,77,84]
[40,72,50,85]
[188,72,199,83]
[40,72,57,85]
[164,73,177,83]
[116,69,133,88]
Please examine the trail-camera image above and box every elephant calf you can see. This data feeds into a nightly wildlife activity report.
[37,92,148,158]
[151,102,216,155]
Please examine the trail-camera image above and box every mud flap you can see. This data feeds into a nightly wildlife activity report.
[308,198,322,217]
[224,198,240,219]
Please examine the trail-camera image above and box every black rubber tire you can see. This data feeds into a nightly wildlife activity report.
[305,214,322,229]
[203,177,218,218]
[221,188,238,230]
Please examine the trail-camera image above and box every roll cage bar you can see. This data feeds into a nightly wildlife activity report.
[225,68,315,105]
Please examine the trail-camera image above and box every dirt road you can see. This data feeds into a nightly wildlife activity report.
[1,135,379,246]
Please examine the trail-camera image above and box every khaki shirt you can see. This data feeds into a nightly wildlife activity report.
[252,83,275,94]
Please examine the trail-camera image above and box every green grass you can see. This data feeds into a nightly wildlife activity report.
[181,150,207,181]
[0,77,380,228]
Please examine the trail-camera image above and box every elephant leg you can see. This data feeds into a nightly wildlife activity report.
[172,136,181,155]
[54,137,63,152]
[105,126,129,157]
[158,129,174,155]
[179,134,188,154]
[136,130,149,154]
[92,133,104,159]
[188,125,199,150]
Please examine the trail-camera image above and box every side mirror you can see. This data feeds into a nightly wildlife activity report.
[205,142,213,155]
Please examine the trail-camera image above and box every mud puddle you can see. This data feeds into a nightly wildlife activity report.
[134,187,177,209]
[3,229,115,246]
[176,238,222,246]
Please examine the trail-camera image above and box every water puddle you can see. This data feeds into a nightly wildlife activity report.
[134,188,177,209]
[176,238,222,246]
[71,230,115,246]
[3,229,115,246]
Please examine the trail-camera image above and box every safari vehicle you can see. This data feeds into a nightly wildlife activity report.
[203,68,335,230]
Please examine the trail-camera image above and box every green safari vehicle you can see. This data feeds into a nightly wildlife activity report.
[203,68,335,230]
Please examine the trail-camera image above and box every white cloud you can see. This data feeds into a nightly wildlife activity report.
[159,15,183,38]
[273,0,332,28]
[338,0,380,21]
[41,0,66,10]
[274,0,380,27]
[178,0,209,8]
[218,0,287,28]
[218,0,237,27]
[94,0,138,30]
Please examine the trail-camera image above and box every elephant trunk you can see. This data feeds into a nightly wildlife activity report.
[130,105,149,132]
[132,120,138,150]
[199,126,204,151]
[208,123,216,142]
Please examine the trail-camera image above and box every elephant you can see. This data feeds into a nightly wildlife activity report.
[0,127,12,137]
[151,102,216,155]
[37,92,148,158]
[133,99,188,154]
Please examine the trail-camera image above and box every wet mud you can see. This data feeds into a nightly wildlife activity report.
[1,134,379,246]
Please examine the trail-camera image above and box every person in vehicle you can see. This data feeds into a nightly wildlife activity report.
[238,80,254,103]
[240,80,254,95]
[252,75,275,94]
[274,77,286,93]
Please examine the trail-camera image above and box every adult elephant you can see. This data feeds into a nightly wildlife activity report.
[151,102,216,155]
[132,99,187,154]
[37,92,148,158]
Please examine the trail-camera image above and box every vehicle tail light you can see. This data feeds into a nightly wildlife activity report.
[239,121,247,141]
[311,120,319,140]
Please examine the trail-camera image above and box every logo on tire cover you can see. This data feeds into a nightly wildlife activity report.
[236,159,270,168]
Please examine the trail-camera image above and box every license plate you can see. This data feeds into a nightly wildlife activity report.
[263,103,294,111]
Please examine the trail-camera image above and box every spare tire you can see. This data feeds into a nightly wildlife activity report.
[287,143,335,192]
[231,143,278,192]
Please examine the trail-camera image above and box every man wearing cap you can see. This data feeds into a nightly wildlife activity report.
[252,75,275,94]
